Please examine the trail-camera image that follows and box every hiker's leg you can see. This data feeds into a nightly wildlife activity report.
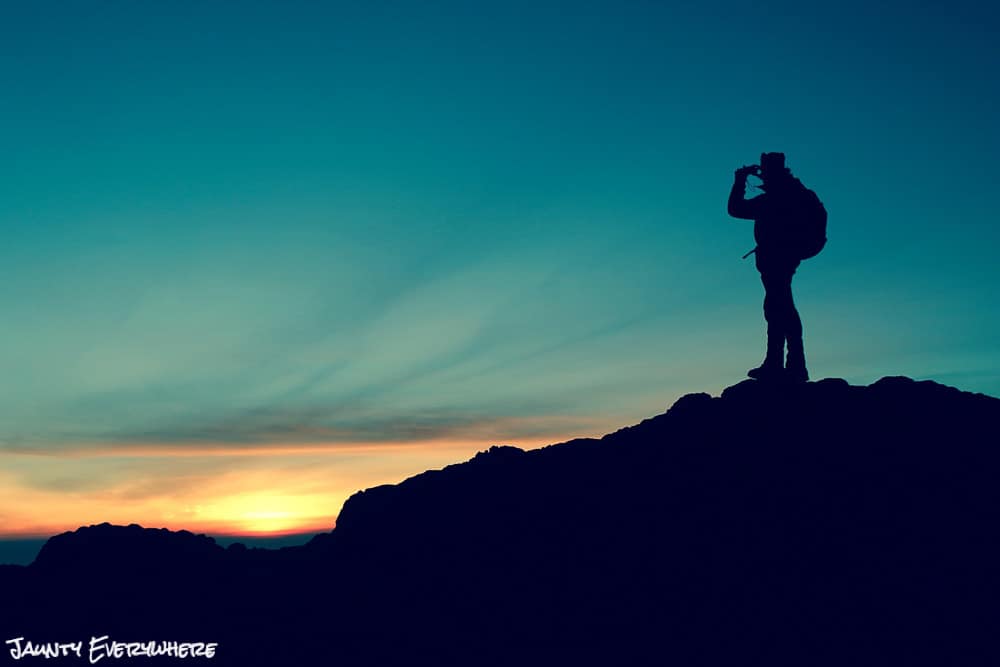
[784,282,803,355]
[750,271,785,378]
[780,268,808,381]
[768,271,798,342]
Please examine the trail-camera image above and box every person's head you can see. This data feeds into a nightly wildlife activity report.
[759,152,791,182]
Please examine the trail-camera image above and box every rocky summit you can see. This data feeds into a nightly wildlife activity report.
[3,376,998,666]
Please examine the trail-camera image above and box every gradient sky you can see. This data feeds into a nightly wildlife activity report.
[1,1,998,542]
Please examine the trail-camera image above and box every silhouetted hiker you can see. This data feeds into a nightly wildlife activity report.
[728,152,827,382]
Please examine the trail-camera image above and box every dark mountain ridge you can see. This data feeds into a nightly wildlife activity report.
[3,376,999,666]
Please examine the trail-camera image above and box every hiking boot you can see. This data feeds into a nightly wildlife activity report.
[747,362,784,381]
[784,364,810,383]
[749,333,785,381]
[785,342,809,383]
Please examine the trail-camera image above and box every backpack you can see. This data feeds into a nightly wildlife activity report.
[791,184,827,260]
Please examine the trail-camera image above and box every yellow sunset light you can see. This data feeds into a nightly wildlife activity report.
[0,435,571,539]
[196,492,329,535]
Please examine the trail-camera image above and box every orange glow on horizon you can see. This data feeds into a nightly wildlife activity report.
[0,435,565,539]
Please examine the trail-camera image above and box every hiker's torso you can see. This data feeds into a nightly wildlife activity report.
[752,178,804,264]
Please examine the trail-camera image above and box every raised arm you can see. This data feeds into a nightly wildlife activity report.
[728,166,763,219]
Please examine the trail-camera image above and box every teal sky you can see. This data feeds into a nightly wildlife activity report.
[1,2,997,484]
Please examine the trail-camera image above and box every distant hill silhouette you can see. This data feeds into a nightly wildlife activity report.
[3,377,999,666]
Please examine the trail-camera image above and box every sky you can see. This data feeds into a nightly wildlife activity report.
[1,1,998,550]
